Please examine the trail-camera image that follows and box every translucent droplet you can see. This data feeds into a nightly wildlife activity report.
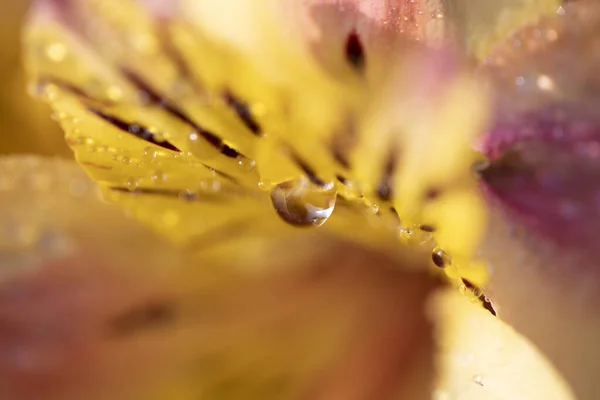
[257,180,273,191]
[125,177,139,191]
[106,85,123,101]
[45,42,67,62]
[122,156,131,165]
[51,112,66,122]
[151,170,166,183]
[143,146,157,159]
[269,178,337,227]
[199,179,222,192]
[188,132,220,160]
[473,375,484,386]
[237,156,256,172]
[400,226,433,246]
[431,10,444,19]
[178,189,197,201]
[432,247,451,268]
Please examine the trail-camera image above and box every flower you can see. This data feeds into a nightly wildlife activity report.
[477,2,600,399]
[0,0,593,399]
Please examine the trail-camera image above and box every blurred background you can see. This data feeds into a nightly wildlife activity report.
[0,1,70,157]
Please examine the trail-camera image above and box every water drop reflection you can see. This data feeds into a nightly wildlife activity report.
[269,178,337,227]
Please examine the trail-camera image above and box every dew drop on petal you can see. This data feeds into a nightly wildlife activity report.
[187,132,220,160]
[432,247,451,268]
[125,177,139,191]
[237,156,256,172]
[151,170,166,183]
[143,146,157,160]
[45,42,67,62]
[269,178,337,228]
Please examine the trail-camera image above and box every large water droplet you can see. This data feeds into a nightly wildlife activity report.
[269,178,337,227]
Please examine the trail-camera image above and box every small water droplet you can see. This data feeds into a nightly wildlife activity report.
[473,375,484,386]
[51,112,66,122]
[178,189,197,201]
[432,247,451,268]
[143,146,157,159]
[122,156,131,165]
[258,180,273,191]
[45,42,67,62]
[151,170,166,183]
[125,177,139,191]
[237,156,256,172]
[106,85,123,101]
[515,76,525,87]
[431,10,444,19]
[269,178,337,227]
[188,132,220,160]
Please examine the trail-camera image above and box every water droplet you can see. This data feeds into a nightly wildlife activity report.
[45,42,67,62]
[258,180,273,191]
[188,132,220,160]
[178,189,197,201]
[515,76,525,87]
[51,112,66,122]
[106,85,123,101]
[237,156,256,172]
[199,179,222,192]
[125,177,139,191]
[122,156,131,165]
[151,170,166,183]
[143,146,157,159]
[473,375,484,386]
[432,247,451,268]
[431,10,444,19]
[399,225,433,246]
[269,178,337,227]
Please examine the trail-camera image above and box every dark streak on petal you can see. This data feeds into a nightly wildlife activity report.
[38,76,115,107]
[345,30,366,72]
[419,224,436,233]
[106,300,177,338]
[202,165,241,186]
[424,187,442,201]
[330,125,357,170]
[462,279,497,317]
[109,186,233,203]
[87,107,180,152]
[376,151,397,202]
[121,69,243,159]
[224,91,263,136]
[336,175,349,184]
[80,161,113,170]
[288,150,328,187]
